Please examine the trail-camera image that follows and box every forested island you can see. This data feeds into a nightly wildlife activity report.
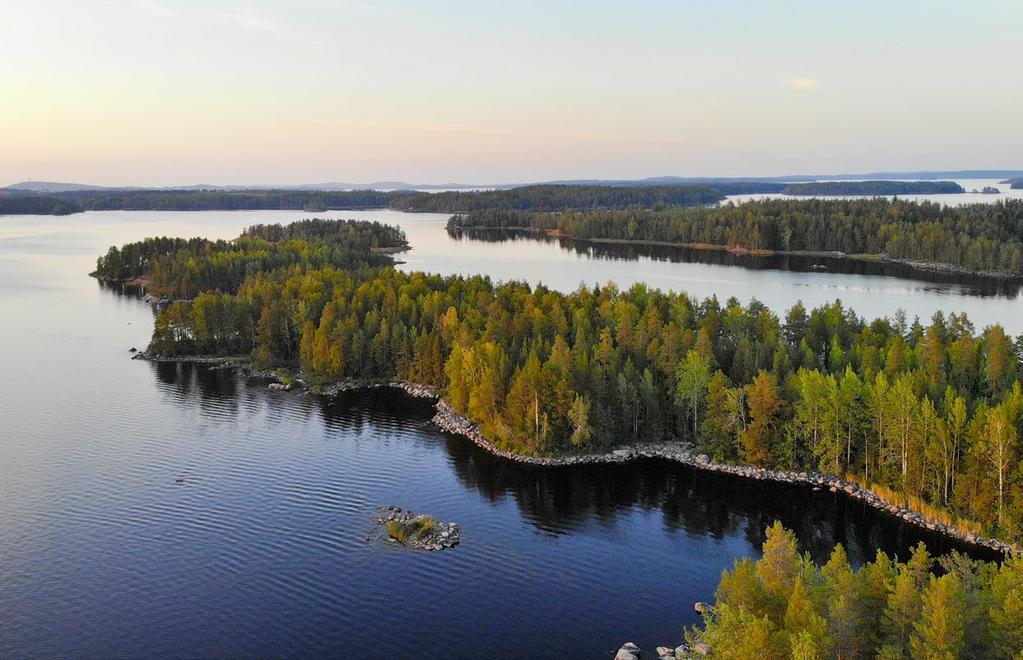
[678,522,1022,658]
[389,184,726,212]
[449,198,1023,277]
[780,180,964,196]
[101,218,1023,552]
[92,218,407,297]
[388,180,963,212]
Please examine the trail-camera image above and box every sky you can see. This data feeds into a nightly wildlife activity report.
[2,0,1022,186]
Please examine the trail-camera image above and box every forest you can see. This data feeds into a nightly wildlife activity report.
[0,189,410,214]
[781,181,964,196]
[112,217,1023,545]
[0,194,83,215]
[450,198,1023,276]
[688,522,1022,658]
[388,184,726,212]
[93,219,406,298]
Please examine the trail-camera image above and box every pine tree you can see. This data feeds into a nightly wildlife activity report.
[909,574,967,660]
[700,370,735,460]
[742,371,784,467]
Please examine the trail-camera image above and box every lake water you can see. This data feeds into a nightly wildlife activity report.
[0,209,1008,658]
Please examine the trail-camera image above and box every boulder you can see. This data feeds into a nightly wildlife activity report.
[656,646,675,658]
[694,602,713,615]
[615,642,641,659]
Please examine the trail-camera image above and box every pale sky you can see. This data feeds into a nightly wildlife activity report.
[2,0,1021,186]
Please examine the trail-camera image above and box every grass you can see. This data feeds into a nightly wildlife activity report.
[415,516,437,539]
[845,475,985,536]
[387,516,437,544]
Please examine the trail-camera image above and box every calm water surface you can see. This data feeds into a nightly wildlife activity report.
[0,209,1007,657]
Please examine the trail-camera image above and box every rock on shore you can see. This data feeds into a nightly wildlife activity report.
[614,642,698,659]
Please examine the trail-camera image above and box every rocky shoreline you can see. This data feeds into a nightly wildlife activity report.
[426,397,1018,557]
[131,351,245,365]
[130,352,1018,557]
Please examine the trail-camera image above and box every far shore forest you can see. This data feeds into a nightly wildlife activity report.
[450,197,1023,277]
[14,180,1020,276]
[1,179,964,216]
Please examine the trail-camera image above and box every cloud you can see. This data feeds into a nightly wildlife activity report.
[789,77,817,90]
[130,0,173,18]
[212,7,285,37]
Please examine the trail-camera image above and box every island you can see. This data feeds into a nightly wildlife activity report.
[781,180,964,196]
[376,507,460,551]
[448,197,1023,277]
[389,183,727,212]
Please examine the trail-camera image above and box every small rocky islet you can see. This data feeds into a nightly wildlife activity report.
[374,506,460,551]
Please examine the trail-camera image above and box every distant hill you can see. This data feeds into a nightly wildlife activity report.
[5,181,111,193]
[2,180,494,193]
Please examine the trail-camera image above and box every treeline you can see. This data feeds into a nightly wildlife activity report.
[136,220,1023,541]
[94,219,406,298]
[782,180,964,196]
[450,198,1023,275]
[688,522,1022,658]
[1,189,412,214]
[389,184,725,213]
[0,194,82,215]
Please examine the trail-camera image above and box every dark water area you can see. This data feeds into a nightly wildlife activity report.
[0,209,1007,658]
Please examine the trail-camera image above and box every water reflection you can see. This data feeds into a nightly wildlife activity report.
[151,364,1001,566]
[452,227,1023,298]
[437,429,1002,565]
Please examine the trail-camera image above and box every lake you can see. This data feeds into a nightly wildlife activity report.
[0,209,1009,657]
